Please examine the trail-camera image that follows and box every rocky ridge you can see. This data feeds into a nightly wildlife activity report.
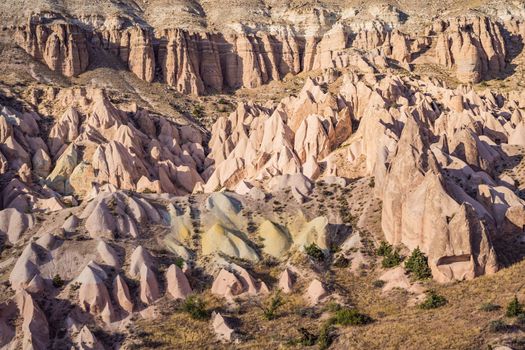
[10,5,525,95]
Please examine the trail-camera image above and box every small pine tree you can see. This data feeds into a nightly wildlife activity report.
[506,296,523,317]
[305,243,325,262]
[376,241,393,256]
[381,248,403,268]
[405,247,432,280]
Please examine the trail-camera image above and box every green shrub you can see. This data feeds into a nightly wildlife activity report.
[305,243,325,262]
[297,327,317,346]
[381,248,403,268]
[181,295,209,320]
[191,105,204,119]
[260,291,285,320]
[506,296,523,317]
[372,280,386,288]
[70,282,81,291]
[404,247,432,280]
[174,257,185,269]
[480,302,501,312]
[317,322,334,350]
[324,302,342,313]
[376,241,393,256]
[52,274,64,288]
[419,290,447,309]
[488,319,510,333]
[331,308,373,326]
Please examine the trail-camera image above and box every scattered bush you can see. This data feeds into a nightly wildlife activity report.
[191,105,204,119]
[297,327,318,346]
[489,319,510,333]
[181,295,209,320]
[419,290,447,309]
[260,291,285,320]
[372,280,386,288]
[381,248,403,268]
[295,323,334,349]
[376,241,404,267]
[506,296,523,317]
[324,302,342,313]
[331,308,373,326]
[174,257,185,269]
[480,302,501,312]
[305,243,325,262]
[404,247,432,280]
[376,241,393,256]
[52,274,64,288]
[317,323,334,350]
[70,282,81,291]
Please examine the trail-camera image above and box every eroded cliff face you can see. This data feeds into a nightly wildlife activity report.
[15,16,89,78]
[96,26,156,82]
[13,11,519,94]
[423,16,507,83]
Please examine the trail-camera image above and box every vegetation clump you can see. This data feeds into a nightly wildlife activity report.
[376,241,393,256]
[174,257,185,269]
[506,296,524,317]
[305,243,325,262]
[376,241,403,268]
[181,296,210,320]
[317,323,334,350]
[488,319,510,333]
[419,290,447,309]
[330,308,373,326]
[404,247,432,280]
[294,323,334,349]
[372,280,386,288]
[259,291,285,320]
[52,274,65,288]
[297,327,318,346]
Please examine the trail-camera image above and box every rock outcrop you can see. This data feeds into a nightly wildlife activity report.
[77,262,114,322]
[16,15,89,77]
[15,291,49,350]
[166,264,192,300]
[430,16,507,83]
[211,312,235,342]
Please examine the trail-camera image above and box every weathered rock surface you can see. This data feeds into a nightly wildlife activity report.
[77,262,114,322]
[14,11,513,94]
[211,311,235,342]
[166,264,192,300]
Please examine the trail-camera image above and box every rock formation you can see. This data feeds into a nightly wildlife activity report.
[166,264,192,299]
[14,11,510,94]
